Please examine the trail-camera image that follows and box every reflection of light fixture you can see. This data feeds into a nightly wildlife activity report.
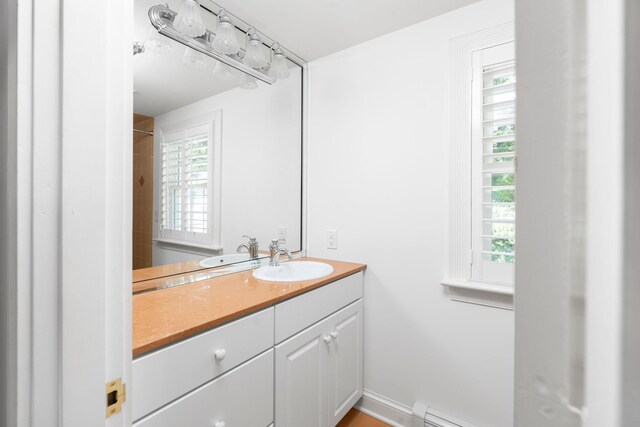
[144,28,171,55]
[212,61,238,81]
[211,9,240,55]
[238,73,258,90]
[182,48,207,70]
[243,28,267,69]
[174,0,206,37]
[269,42,290,79]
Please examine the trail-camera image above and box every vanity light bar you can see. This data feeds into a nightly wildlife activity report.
[148,4,276,85]
[201,0,306,68]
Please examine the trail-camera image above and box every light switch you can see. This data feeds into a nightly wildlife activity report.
[327,230,338,249]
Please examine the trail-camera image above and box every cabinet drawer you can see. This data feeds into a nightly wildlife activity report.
[134,349,274,427]
[275,272,363,343]
[133,308,274,421]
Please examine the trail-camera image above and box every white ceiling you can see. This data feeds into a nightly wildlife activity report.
[206,0,481,60]
[134,0,480,116]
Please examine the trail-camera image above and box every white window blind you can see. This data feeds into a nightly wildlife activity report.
[472,42,516,285]
[159,122,213,245]
[481,60,516,263]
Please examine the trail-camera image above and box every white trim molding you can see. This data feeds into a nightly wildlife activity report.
[443,22,515,309]
[441,280,514,310]
[354,389,413,427]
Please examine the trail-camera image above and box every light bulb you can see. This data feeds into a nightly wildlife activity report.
[174,0,206,38]
[269,43,290,79]
[243,29,267,69]
[182,48,207,70]
[144,28,171,55]
[211,10,240,55]
[238,73,258,90]
[212,61,238,82]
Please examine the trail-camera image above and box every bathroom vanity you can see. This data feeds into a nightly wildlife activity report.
[131,258,366,427]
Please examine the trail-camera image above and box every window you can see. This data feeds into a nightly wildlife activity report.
[157,112,222,249]
[471,42,516,285]
[444,24,516,306]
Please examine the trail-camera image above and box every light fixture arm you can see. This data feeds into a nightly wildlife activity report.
[148,4,276,84]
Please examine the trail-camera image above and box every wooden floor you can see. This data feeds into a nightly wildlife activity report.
[336,409,391,427]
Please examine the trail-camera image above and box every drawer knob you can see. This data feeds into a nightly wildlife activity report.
[214,349,227,361]
[330,331,338,339]
[214,421,226,427]
[323,335,332,344]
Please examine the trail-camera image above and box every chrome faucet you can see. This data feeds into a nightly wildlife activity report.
[269,239,292,267]
[237,235,259,260]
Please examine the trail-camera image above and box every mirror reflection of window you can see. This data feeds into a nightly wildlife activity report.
[157,113,221,250]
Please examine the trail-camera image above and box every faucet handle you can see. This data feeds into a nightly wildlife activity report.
[242,235,257,243]
[270,238,285,249]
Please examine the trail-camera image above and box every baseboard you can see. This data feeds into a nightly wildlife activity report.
[354,389,413,427]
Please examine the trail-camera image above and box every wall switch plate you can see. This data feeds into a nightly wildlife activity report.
[278,226,287,243]
[326,230,338,249]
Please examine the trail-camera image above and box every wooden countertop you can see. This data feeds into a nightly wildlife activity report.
[133,258,366,357]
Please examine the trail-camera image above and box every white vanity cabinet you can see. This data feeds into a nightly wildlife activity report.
[132,269,364,427]
[275,300,363,427]
[274,272,364,427]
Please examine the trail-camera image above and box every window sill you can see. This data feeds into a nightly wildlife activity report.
[441,278,514,310]
[153,238,223,252]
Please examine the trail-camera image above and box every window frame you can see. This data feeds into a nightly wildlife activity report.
[442,23,515,309]
[155,110,223,250]
[471,42,516,285]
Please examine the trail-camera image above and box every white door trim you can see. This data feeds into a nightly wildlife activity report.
[2,0,133,426]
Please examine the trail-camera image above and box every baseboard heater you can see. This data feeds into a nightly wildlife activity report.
[412,402,479,427]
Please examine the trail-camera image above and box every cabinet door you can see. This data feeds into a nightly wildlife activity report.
[275,319,330,427]
[327,300,364,427]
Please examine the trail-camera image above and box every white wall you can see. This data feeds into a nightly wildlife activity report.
[152,69,303,265]
[307,1,515,426]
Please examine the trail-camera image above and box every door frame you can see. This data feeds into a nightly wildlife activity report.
[1,0,133,426]
[515,0,640,425]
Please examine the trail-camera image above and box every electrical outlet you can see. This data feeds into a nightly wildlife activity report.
[326,230,338,249]
[278,226,287,243]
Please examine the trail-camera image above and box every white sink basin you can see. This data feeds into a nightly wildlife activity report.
[200,253,254,268]
[252,261,334,282]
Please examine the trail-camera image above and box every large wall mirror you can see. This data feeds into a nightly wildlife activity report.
[132,0,303,284]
